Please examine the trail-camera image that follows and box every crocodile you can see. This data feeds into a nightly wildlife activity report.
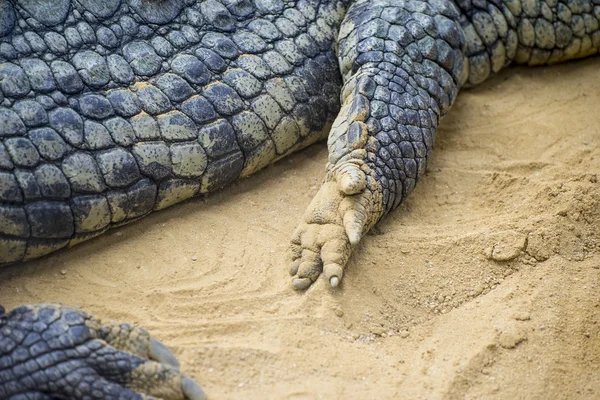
[0,0,598,397]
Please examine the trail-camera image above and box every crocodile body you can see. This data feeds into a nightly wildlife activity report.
[0,0,599,264]
[0,0,345,263]
[0,0,599,397]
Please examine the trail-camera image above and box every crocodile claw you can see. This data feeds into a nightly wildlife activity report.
[289,162,382,289]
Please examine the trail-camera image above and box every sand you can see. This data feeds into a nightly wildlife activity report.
[1,58,600,399]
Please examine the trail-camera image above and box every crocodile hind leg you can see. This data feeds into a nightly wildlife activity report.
[0,304,205,399]
[289,0,600,289]
[290,0,468,288]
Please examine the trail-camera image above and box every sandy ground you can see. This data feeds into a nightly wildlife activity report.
[2,58,600,399]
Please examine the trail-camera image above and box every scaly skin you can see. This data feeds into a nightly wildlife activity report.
[0,304,205,399]
[0,0,599,397]
[0,0,346,263]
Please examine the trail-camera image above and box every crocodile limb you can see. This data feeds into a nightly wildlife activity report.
[0,304,205,399]
[289,0,600,288]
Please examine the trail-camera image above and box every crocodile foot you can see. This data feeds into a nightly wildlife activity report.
[0,304,205,400]
[289,160,383,289]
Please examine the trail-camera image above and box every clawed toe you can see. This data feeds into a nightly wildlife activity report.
[323,263,344,284]
[149,337,180,368]
[292,277,314,290]
[182,376,207,400]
